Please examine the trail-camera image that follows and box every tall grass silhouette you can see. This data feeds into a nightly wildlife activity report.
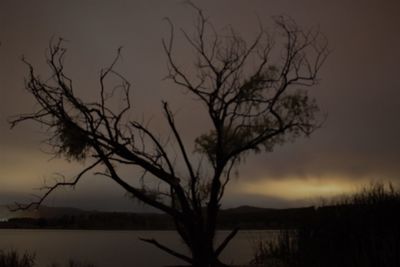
[0,250,35,267]
[250,182,400,267]
[0,250,96,267]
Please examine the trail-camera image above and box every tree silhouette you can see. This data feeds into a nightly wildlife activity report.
[10,5,328,267]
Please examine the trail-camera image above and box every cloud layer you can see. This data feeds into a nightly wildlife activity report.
[1,0,400,210]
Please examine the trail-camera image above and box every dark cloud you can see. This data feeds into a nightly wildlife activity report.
[1,0,400,210]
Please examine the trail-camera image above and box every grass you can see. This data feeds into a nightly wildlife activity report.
[0,250,95,267]
[250,182,400,267]
[47,260,96,267]
[0,250,35,267]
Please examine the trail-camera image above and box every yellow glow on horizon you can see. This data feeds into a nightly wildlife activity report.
[241,177,367,200]
[0,148,85,191]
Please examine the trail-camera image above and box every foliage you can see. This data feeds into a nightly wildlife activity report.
[55,120,90,161]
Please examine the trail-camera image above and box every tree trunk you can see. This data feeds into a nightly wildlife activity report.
[189,229,228,267]
[191,246,227,267]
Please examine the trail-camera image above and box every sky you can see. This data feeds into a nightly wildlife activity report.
[1,0,400,212]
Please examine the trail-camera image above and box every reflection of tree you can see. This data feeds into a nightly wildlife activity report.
[11,5,328,267]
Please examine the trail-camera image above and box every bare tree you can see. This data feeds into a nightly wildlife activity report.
[10,5,328,267]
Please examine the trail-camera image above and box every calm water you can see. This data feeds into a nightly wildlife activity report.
[0,229,277,267]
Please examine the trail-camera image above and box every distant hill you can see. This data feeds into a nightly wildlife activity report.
[222,205,276,214]
[0,205,39,220]
[30,205,86,218]
[219,205,315,229]
[0,204,316,230]
[0,205,86,220]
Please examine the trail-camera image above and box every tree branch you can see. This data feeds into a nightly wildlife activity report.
[215,227,240,257]
[9,158,102,211]
[139,237,192,264]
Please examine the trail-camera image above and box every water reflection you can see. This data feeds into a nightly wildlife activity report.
[0,229,277,267]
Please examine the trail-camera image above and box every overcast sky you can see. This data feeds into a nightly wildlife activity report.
[1,0,400,211]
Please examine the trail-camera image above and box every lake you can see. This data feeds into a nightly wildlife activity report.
[0,229,277,266]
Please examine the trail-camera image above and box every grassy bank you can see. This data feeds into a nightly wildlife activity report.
[0,250,95,267]
[250,182,400,267]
